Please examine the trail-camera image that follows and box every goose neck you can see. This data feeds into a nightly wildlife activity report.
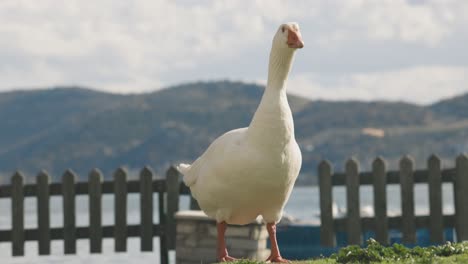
[266,47,295,91]
[246,47,296,147]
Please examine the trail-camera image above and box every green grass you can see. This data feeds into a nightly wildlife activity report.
[223,240,468,264]
[326,239,468,263]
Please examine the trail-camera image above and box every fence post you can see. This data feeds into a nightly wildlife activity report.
[428,154,444,243]
[89,169,103,253]
[159,188,168,264]
[63,170,77,254]
[114,168,127,252]
[11,171,24,256]
[455,154,468,241]
[400,156,416,244]
[140,167,154,251]
[319,160,335,247]
[37,171,51,255]
[346,158,361,245]
[372,157,388,245]
[166,166,180,250]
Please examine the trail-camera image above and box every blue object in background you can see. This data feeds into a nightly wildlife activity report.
[271,224,455,260]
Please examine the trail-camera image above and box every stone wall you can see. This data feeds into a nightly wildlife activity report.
[175,210,270,264]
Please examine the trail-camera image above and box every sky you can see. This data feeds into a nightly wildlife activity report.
[0,0,467,104]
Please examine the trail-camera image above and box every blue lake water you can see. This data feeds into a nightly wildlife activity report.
[284,184,455,224]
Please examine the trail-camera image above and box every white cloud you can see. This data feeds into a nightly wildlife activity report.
[0,0,467,103]
[288,66,468,104]
[311,0,466,47]
[0,0,278,92]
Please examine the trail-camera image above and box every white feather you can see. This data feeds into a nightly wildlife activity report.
[177,22,303,225]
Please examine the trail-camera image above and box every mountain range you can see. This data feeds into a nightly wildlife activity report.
[1,81,467,185]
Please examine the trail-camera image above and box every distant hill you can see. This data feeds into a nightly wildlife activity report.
[430,94,468,120]
[1,81,468,185]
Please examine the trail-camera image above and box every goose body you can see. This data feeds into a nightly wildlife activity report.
[177,22,304,262]
[181,123,301,225]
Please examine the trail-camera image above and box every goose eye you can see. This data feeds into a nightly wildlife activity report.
[281,26,285,33]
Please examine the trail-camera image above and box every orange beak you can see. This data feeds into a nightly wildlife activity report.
[287,29,304,49]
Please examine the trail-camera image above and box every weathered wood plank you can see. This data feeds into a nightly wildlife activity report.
[159,191,168,264]
[0,178,167,198]
[455,154,468,241]
[166,166,180,250]
[0,184,9,197]
[0,224,164,242]
[140,167,153,251]
[179,183,191,194]
[334,214,457,231]
[37,171,51,255]
[62,170,77,254]
[114,168,127,252]
[3,165,456,197]
[319,160,335,247]
[11,171,25,256]
[400,156,416,244]
[372,157,389,245]
[428,155,444,243]
[189,195,200,210]
[0,230,10,242]
[331,168,455,186]
[89,169,103,253]
[346,158,361,245]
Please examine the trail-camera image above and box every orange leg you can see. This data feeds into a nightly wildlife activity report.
[266,223,290,263]
[217,221,237,262]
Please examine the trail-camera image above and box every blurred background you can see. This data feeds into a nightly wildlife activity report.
[1,1,468,262]
[0,0,468,183]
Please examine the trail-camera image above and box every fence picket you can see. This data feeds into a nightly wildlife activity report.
[159,191,168,264]
[455,154,468,241]
[11,172,24,256]
[114,168,127,252]
[319,160,335,247]
[89,169,103,253]
[37,171,51,255]
[140,167,153,251]
[372,157,388,245]
[428,155,444,243]
[346,158,361,245]
[63,170,77,254]
[0,166,186,259]
[400,156,416,244]
[166,166,180,250]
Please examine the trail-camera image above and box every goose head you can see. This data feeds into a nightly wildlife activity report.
[273,22,304,50]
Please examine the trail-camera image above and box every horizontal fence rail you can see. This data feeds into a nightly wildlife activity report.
[0,166,195,264]
[319,154,468,247]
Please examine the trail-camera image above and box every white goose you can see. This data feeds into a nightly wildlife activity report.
[178,22,304,262]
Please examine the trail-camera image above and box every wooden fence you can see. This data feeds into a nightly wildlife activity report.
[3,154,468,259]
[319,154,468,247]
[0,166,192,264]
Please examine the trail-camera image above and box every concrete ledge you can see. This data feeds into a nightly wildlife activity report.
[175,210,271,264]
[175,210,213,221]
[175,210,264,224]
